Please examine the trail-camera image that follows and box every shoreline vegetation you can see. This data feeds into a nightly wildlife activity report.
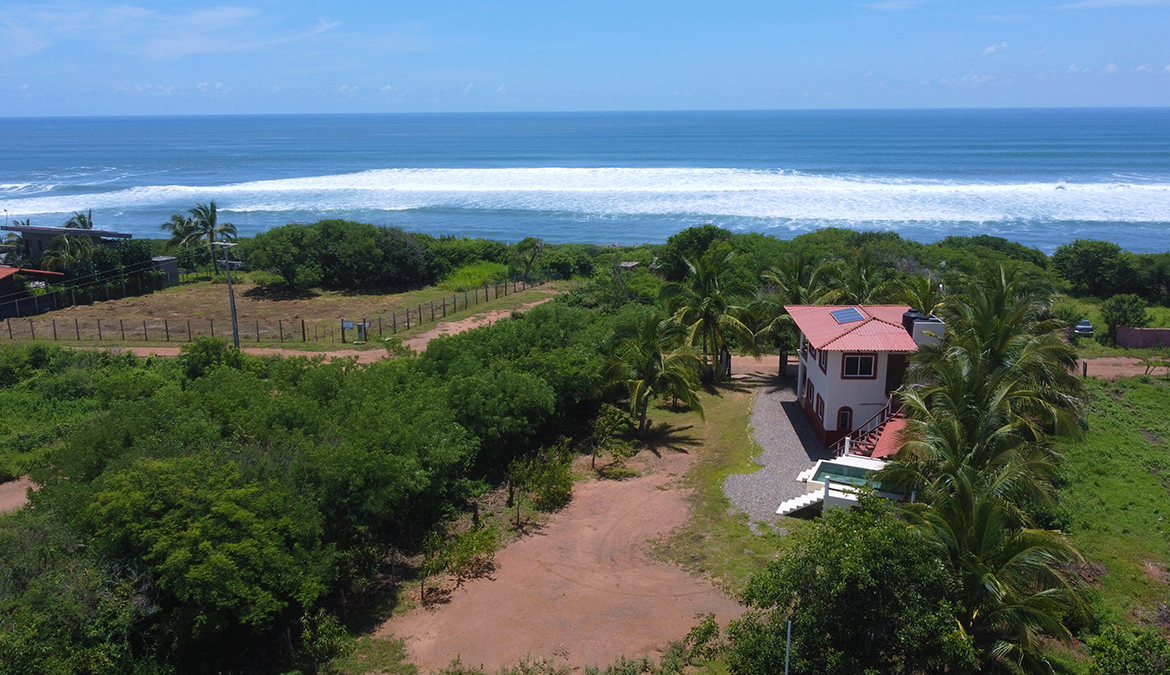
[2,220,1170,674]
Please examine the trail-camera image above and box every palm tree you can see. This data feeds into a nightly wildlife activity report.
[603,312,704,436]
[897,273,946,316]
[882,265,1083,504]
[831,250,901,305]
[2,232,27,266]
[189,201,236,254]
[160,213,202,250]
[661,249,754,381]
[760,252,837,305]
[903,469,1083,674]
[41,234,93,272]
[64,210,94,229]
[755,252,837,376]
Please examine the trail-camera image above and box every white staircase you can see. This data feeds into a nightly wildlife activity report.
[795,466,817,483]
[775,488,825,517]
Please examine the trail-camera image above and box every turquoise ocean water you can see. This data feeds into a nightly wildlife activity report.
[1,109,1168,252]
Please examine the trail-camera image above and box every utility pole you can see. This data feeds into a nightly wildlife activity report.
[212,242,240,349]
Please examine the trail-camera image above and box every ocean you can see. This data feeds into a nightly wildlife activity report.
[1,109,1168,253]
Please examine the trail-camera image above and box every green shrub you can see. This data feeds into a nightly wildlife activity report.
[439,261,509,292]
[1087,625,1170,675]
[1100,293,1151,344]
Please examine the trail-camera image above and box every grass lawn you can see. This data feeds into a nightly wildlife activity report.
[1054,295,1170,358]
[649,378,808,595]
[3,278,573,351]
[1058,376,1170,631]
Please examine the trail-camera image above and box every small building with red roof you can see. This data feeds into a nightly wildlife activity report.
[786,304,943,447]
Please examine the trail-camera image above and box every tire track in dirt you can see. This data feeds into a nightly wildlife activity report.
[376,451,742,672]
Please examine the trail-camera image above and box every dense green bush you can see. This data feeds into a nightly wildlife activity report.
[1100,293,1151,344]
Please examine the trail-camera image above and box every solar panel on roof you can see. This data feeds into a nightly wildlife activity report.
[830,307,865,324]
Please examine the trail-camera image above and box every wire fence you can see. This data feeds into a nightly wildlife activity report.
[1,278,546,345]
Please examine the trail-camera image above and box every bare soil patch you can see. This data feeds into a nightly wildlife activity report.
[376,450,742,672]
[1081,357,1164,380]
[0,476,34,514]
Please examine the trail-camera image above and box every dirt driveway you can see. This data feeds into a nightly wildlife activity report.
[377,451,742,672]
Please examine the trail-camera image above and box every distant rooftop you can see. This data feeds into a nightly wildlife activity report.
[2,225,132,239]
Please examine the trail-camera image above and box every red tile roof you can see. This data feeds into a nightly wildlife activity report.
[0,266,65,281]
[785,304,919,353]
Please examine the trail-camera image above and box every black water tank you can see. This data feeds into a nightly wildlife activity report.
[902,308,926,335]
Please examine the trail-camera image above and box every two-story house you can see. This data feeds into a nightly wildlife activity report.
[786,304,943,447]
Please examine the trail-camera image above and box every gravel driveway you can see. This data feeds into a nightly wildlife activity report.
[723,373,833,528]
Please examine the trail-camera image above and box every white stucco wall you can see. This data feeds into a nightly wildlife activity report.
[799,334,892,431]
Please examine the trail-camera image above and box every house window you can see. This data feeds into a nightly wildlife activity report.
[815,394,825,420]
[837,407,853,431]
[818,349,828,373]
[805,379,814,403]
[842,353,876,379]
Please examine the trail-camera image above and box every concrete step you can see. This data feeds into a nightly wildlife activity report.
[776,488,826,517]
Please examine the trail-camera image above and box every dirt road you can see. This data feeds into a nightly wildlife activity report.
[377,451,742,672]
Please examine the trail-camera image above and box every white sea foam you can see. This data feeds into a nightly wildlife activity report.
[2,167,1169,225]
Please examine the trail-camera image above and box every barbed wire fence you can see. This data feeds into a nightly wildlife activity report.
[1,277,547,345]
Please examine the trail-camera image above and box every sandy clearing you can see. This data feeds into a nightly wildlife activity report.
[377,450,742,672]
[1080,357,1169,380]
[0,476,34,514]
[72,297,560,363]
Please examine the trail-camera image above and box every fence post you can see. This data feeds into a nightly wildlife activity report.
[393,312,397,334]
[210,319,214,337]
[143,321,148,341]
[378,315,383,336]
[52,319,57,340]
[430,302,434,321]
[442,298,446,318]
[302,319,306,342]
[165,320,170,342]
[188,320,192,342]
[120,320,125,340]
[94,319,99,341]
[5,318,9,339]
[279,320,284,343]
[406,309,411,329]
[29,320,34,340]
[418,304,423,323]
[463,291,467,310]
[256,320,260,343]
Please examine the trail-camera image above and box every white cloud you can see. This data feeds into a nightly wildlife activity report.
[1104,62,1118,72]
[864,0,921,9]
[0,5,338,62]
[1166,64,1170,72]
[1136,64,1153,71]
[382,84,394,91]
[495,84,506,95]
[339,84,359,94]
[982,42,1009,55]
[463,83,474,94]
[940,72,996,84]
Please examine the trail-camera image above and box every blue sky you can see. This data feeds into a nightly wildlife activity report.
[1,0,1168,115]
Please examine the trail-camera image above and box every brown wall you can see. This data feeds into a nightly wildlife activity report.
[1117,326,1170,349]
